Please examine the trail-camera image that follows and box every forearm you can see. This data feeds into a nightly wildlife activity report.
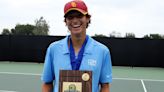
[100,83,110,92]
[42,83,53,92]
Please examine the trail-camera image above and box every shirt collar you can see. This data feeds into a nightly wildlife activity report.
[60,35,96,55]
[59,35,69,54]
[84,36,96,55]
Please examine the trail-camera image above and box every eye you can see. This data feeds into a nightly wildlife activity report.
[67,16,74,20]
[77,13,84,18]
[77,15,83,18]
[66,13,84,20]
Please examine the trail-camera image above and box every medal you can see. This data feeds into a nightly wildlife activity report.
[82,73,90,81]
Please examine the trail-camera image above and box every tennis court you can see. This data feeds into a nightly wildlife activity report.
[0,62,164,92]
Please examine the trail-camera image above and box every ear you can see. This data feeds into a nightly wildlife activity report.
[64,19,68,26]
[86,18,90,23]
[65,23,68,26]
[63,19,67,26]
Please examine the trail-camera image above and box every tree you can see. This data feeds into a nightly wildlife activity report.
[143,34,164,39]
[11,24,35,35]
[1,28,10,35]
[143,34,150,39]
[125,32,135,38]
[2,16,49,35]
[33,17,49,35]
[94,34,107,37]
[109,31,121,38]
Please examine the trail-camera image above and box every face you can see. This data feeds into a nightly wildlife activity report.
[65,11,90,36]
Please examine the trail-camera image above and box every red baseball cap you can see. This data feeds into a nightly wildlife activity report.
[64,0,88,16]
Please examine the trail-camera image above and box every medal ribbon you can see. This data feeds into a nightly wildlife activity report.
[69,36,88,70]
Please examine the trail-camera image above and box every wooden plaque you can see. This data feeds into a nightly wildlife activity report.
[59,70,92,92]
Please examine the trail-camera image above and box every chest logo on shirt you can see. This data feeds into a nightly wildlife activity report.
[87,59,97,67]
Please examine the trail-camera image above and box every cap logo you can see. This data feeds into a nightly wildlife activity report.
[71,2,77,7]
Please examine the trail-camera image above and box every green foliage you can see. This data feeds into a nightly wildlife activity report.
[1,28,10,35]
[33,17,49,35]
[143,34,150,39]
[94,34,107,37]
[0,17,49,35]
[125,32,135,38]
[109,31,122,38]
[11,24,35,35]
[143,34,164,39]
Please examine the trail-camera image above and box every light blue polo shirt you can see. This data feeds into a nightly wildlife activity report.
[41,35,112,92]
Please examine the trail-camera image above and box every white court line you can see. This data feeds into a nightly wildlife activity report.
[0,90,18,92]
[0,72,41,76]
[113,77,164,82]
[0,72,164,82]
[141,80,147,92]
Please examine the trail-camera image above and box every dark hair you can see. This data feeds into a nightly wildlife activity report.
[86,14,91,28]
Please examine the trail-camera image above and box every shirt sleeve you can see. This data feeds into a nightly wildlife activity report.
[99,49,112,83]
[41,45,55,83]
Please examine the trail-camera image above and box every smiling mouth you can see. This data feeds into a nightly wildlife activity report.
[71,24,82,28]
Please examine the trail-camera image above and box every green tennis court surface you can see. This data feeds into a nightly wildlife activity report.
[0,62,164,92]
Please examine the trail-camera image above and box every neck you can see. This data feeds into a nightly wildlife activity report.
[70,34,86,54]
[71,34,86,48]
